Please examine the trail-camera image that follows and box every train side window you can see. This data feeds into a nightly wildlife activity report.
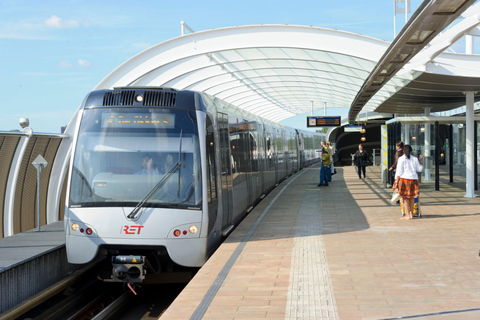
[206,116,217,203]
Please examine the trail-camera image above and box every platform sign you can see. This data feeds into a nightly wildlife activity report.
[307,116,341,127]
[344,126,362,132]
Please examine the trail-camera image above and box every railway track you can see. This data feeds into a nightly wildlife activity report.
[0,261,185,320]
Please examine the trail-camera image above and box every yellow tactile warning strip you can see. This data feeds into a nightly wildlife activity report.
[285,189,338,319]
[161,165,480,320]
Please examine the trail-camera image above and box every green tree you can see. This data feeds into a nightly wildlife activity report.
[315,128,329,133]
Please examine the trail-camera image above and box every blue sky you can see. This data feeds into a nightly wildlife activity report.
[0,0,458,132]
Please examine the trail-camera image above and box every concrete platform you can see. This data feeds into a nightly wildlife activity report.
[161,165,480,320]
[0,221,69,313]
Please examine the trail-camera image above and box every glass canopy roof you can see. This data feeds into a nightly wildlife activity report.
[95,25,392,123]
[94,23,480,123]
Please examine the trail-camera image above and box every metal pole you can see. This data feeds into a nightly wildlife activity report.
[475,121,478,190]
[32,154,48,231]
[464,91,476,197]
[449,124,454,183]
[435,121,440,191]
[37,166,41,231]
[393,0,396,37]
[405,0,408,24]
[424,108,431,181]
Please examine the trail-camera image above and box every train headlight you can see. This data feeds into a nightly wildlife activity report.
[135,94,143,102]
[71,223,79,232]
[189,225,198,234]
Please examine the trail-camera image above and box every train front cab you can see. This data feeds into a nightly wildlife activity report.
[65,89,215,283]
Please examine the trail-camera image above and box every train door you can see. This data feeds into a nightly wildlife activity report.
[244,124,253,205]
[206,115,218,234]
[217,112,233,230]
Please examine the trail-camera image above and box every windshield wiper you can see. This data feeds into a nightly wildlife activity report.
[127,162,181,219]
[127,131,183,220]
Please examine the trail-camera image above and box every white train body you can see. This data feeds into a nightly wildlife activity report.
[65,88,324,282]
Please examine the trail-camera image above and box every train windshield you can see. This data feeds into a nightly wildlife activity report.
[69,108,202,209]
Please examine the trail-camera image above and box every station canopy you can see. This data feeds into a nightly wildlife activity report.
[95,14,480,124]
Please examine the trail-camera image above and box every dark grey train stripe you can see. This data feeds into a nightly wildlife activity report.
[189,169,309,320]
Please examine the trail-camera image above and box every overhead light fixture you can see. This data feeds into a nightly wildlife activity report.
[407,30,435,44]
[361,127,366,134]
[434,0,467,14]
[360,136,366,142]
[412,136,417,141]
[420,127,425,133]
[391,53,410,63]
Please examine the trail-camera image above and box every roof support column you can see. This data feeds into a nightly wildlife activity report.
[464,91,477,198]
[424,108,432,181]
[466,35,474,54]
[404,124,410,145]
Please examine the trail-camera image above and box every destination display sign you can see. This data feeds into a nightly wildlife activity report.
[344,125,362,132]
[101,113,175,129]
[307,116,341,127]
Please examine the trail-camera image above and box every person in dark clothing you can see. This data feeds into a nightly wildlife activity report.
[354,144,369,179]
[389,141,404,203]
[389,141,404,177]
[318,141,331,187]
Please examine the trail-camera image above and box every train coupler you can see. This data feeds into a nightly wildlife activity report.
[111,255,146,283]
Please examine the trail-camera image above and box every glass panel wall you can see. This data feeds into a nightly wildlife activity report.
[398,122,470,189]
[401,123,437,182]
[452,124,467,180]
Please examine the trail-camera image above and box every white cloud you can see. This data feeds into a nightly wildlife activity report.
[44,15,80,28]
[58,61,74,68]
[78,59,92,68]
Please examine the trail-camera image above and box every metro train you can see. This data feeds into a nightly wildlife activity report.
[65,87,325,283]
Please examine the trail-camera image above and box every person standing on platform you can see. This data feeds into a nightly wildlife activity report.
[389,141,404,180]
[354,144,369,179]
[318,141,331,187]
[328,141,336,176]
[393,145,423,220]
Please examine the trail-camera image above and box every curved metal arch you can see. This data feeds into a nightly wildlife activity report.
[133,60,371,92]
[182,72,364,99]
[209,77,360,98]
[216,83,359,103]
[95,25,390,122]
[226,87,354,108]
[130,55,373,87]
[96,25,388,88]
[194,75,363,97]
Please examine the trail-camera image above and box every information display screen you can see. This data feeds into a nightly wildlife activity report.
[101,113,175,129]
[307,116,341,127]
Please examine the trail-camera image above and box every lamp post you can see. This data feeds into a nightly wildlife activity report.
[32,154,48,231]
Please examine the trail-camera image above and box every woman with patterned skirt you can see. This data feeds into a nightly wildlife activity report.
[393,145,423,220]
